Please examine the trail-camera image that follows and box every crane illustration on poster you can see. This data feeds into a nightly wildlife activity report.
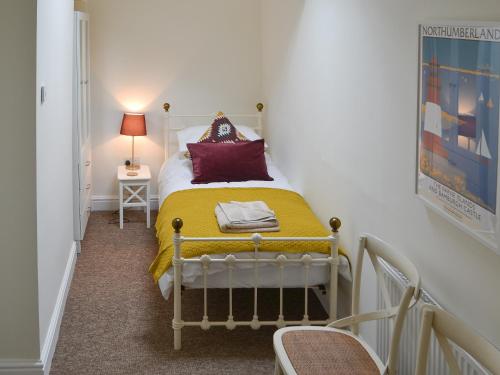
[417,23,500,252]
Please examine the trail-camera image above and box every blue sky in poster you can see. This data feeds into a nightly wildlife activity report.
[422,37,500,74]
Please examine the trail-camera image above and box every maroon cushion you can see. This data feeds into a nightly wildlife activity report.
[187,139,274,184]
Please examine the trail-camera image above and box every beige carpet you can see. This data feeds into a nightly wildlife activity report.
[51,211,328,375]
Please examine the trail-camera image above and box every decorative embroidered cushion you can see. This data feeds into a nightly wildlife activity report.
[198,112,248,144]
[177,125,267,155]
[187,139,274,184]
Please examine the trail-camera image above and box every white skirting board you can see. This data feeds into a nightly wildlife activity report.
[0,242,77,375]
[91,194,159,211]
[0,361,43,375]
[40,242,77,374]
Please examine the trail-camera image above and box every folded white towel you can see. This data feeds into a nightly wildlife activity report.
[218,201,276,223]
[215,201,280,233]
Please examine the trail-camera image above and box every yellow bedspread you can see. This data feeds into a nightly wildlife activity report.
[149,188,346,282]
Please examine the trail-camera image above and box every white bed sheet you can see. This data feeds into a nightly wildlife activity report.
[157,152,350,300]
[158,152,295,204]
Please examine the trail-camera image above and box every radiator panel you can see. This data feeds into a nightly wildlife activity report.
[376,259,489,375]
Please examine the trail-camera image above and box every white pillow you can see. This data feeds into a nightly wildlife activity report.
[176,125,267,153]
[235,125,265,142]
[176,126,206,153]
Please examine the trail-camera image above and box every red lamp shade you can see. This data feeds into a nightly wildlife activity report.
[120,113,147,136]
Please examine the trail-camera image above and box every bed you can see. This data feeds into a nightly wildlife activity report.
[151,103,350,350]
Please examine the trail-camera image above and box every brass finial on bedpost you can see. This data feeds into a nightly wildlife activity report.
[163,102,170,112]
[256,103,264,112]
[329,217,341,233]
[172,218,183,233]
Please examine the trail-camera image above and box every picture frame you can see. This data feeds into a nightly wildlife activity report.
[416,22,500,253]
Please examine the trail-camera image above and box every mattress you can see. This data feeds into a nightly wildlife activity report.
[157,152,350,300]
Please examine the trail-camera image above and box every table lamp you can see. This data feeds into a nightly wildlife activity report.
[120,113,147,176]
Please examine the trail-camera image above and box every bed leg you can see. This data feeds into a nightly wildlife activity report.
[329,217,341,321]
[172,218,183,350]
[174,328,182,350]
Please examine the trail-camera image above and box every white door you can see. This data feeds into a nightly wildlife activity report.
[75,12,91,240]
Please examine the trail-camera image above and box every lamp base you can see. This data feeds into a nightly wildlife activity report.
[126,163,140,170]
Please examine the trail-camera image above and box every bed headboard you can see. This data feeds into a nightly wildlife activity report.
[162,102,264,160]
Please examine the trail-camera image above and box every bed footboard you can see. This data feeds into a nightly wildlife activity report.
[171,217,341,350]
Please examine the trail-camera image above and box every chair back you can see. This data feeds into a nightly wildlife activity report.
[415,304,500,375]
[349,234,421,374]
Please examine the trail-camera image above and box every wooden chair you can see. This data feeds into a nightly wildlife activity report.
[273,234,421,375]
[415,304,500,375]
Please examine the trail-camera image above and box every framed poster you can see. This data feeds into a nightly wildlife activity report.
[417,23,500,252]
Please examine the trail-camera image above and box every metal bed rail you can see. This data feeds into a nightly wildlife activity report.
[171,217,341,350]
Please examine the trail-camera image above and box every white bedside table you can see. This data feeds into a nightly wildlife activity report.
[117,165,151,229]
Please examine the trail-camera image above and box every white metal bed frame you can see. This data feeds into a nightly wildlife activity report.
[162,102,342,350]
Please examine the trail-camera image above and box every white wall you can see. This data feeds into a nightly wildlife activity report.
[0,0,40,361]
[36,0,75,357]
[261,0,500,347]
[88,0,262,206]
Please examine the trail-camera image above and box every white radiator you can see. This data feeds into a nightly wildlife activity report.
[376,259,489,375]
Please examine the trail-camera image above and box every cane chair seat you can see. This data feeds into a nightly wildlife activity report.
[276,326,384,375]
[273,234,422,375]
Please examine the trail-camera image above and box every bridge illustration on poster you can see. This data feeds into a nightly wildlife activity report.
[417,23,500,252]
